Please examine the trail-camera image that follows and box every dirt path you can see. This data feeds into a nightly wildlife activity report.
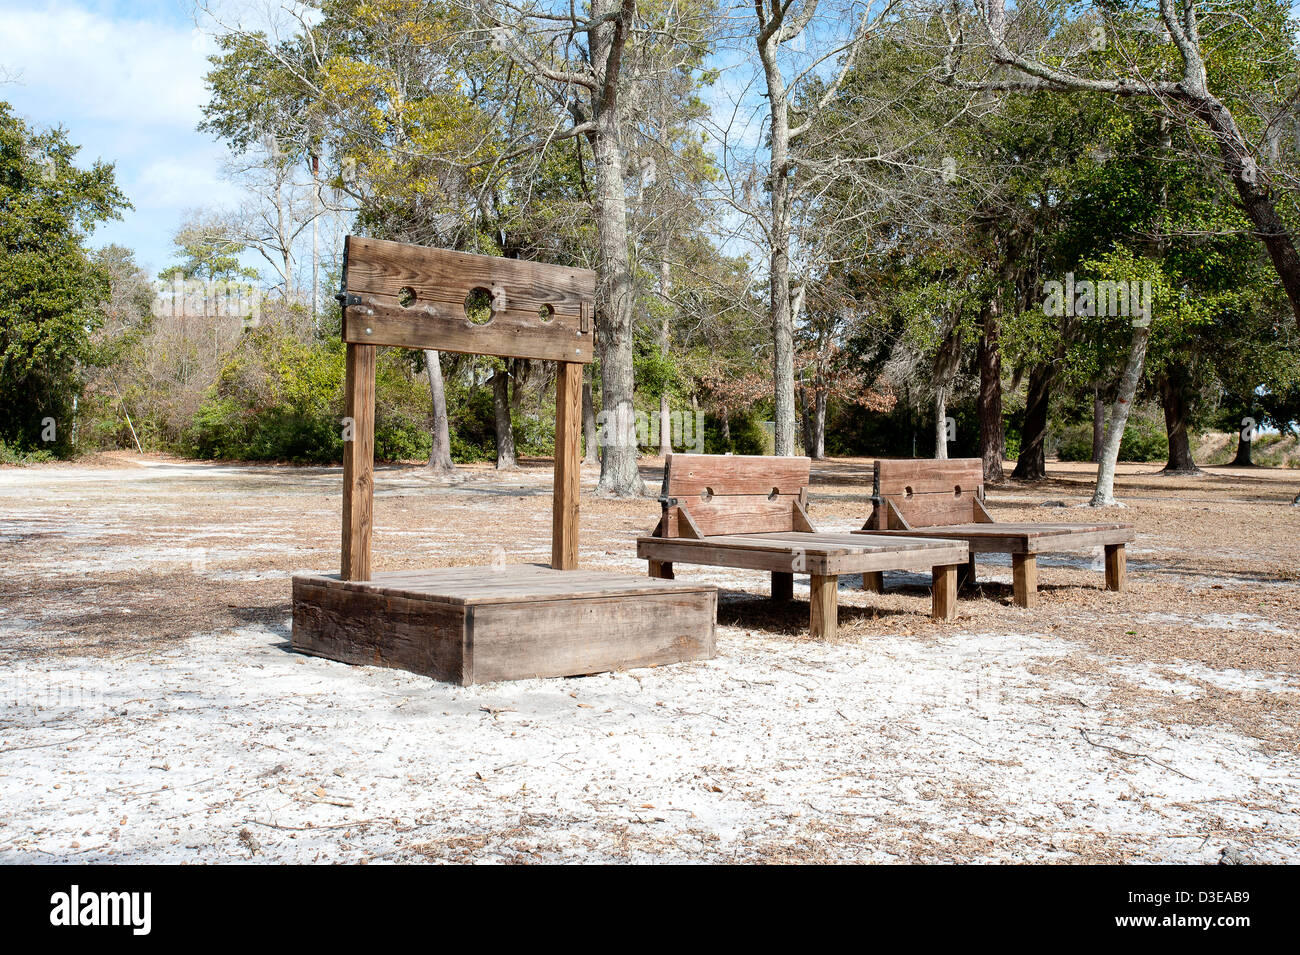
[1,455,1297,862]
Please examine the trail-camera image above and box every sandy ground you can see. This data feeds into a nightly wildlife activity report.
[1,453,1298,863]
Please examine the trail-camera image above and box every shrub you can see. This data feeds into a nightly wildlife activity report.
[186,329,429,463]
[1057,421,1168,463]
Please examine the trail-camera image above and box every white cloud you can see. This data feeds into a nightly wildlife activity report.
[0,2,244,272]
[0,3,211,130]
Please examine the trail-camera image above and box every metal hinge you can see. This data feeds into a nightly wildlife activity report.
[336,292,363,308]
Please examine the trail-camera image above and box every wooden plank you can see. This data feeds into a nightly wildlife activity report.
[343,297,592,363]
[660,496,801,537]
[932,564,958,621]
[292,578,466,681]
[862,571,883,593]
[1012,553,1038,608]
[809,574,838,639]
[342,236,595,363]
[341,342,376,581]
[639,537,826,574]
[648,560,673,579]
[874,458,984,497]
[733,531,961,554]
[858,525,1134,553]
[771,571,793,601]
[638,535,968,577]
[664,453,811,497]
[551,360,581,570]
[890,491,982,529]
[822,542,968,576]
[1104,543,1126,592]
[467,590,716,683]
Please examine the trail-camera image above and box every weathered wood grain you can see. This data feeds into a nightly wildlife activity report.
[809,574,838,639]
[468,590,715,683]
[292,567,717,684]
[1012,553,1038,608]
[293,578,466,681]
[341,342,375,581]
[932,564,959,621]
[1105,543,1126,592]
[551,360,581,570]
[341,236,596,363]
[663,453,811,497]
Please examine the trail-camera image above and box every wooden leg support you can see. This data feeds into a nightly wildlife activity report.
[1104,544,1126,592]
[932,564,958,621]
[1012,553,1038,608]
[771,571,793,601]
[957,555,977,589]
[861,570,883,594]
[809,574,837,639]
[648,560,674,580]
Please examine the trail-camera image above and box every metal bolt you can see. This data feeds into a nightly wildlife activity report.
[365,327,373,335]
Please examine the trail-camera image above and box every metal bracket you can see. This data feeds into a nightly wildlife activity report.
[336,292,364,308]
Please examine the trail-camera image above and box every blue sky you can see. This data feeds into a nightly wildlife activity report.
[0,0,241,274]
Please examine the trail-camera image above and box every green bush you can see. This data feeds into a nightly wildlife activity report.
[185,329,430,463]
[1057,421,1169,463]
[0,440,55,465]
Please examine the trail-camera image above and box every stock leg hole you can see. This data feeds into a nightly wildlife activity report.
[537,303,555,322]
[465,287,494,326]
[397,286,416,308]
[954,485,962,498]
[701,487,714,502]
[768,487,780,501]
[904,486,914,499]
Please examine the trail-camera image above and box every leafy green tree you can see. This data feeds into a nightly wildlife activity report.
[0,103,128,456]
[158,210,259,282]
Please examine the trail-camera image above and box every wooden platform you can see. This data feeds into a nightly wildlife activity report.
[291,565,717,685]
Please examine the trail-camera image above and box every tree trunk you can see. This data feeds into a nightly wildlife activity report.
[492,367,516,470]
[934,385,949,460]
[657,261,672,457]
[1231,428,1254,466]
[758,32,796,456]
[1158,367,1200,474]
[1091,387,1105,463]
[1090,326,1151,506]
[811,389,826,460]
[932,321,962,462]
[721,410,731,449]
[1012,364,1052,481]
[977,297,1005,482]
[588,85,644,495]
[581,372,598,466]
[423,349,454,471]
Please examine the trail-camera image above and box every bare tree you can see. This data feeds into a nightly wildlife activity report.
[741,1,897,455]
[223,137,327,301]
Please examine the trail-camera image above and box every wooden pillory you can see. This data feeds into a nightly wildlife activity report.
[856,458,1134,608]
[292,237,716,684]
